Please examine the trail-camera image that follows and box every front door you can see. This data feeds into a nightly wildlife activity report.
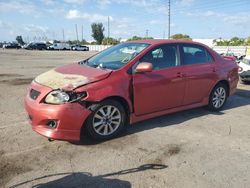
[132,44,186,116]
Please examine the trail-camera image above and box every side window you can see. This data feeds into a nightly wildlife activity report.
[140,45,178,70]
[182,45,213,65]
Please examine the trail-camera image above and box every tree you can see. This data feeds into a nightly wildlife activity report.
[127,36,154,41]
[171,34,192,40]
[91,23,105,44]
[245,36,250,46]
[16,36,25,45]
[102,37,120,45]
[214,37,245,46]
[67,40,89,45]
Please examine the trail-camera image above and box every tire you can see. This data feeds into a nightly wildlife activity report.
[85,99,127,140]
[208,83,228,111]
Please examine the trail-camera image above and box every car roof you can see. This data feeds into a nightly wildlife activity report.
[127,39,208,47]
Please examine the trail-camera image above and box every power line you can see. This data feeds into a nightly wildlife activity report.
[172,1,248,14]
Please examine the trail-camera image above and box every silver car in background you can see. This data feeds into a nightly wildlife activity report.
[239,57,250,84]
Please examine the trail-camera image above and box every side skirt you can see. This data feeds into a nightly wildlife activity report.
[130,98,208,124]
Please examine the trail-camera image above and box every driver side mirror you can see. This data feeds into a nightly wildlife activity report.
[135,62,153,73]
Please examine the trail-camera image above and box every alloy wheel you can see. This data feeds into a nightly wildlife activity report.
[92,105,122,136]
[212,87,226,109]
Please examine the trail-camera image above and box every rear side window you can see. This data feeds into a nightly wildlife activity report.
[181,45,213,65]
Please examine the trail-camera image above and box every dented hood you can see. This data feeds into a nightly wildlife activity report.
[35,63,112,90]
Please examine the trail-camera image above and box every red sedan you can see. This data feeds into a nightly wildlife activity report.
[24,40,239,141]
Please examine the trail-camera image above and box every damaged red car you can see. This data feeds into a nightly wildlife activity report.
[24,40,239,141]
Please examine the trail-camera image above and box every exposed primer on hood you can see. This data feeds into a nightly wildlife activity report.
[35,69,89,90]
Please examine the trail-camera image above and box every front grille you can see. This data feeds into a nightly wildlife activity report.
[30,89,40,100]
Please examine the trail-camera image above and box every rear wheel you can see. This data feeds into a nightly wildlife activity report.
[208,83,228,111]
[85,100,127,140]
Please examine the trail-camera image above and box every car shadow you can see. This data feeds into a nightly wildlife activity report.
[9,164,167,188]
[75,91,250,146]
[236,88,250,98]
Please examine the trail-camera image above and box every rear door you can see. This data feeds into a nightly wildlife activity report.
[179,44,217,105]
[132,44,186,116]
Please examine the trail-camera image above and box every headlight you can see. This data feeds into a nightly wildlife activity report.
[45,90,87,104]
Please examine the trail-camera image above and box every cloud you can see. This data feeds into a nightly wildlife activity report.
[64,0,86,4]
[0,0,37,14]
[24,24,49,34]
[175,0,195,7]
[94,0,168,14]
[96,0,111,6]
[66,9,112,22]
[0,20,49,41]
[223,14,249,25]
[66,9,80,19]
[41,0,55,5]
[186,10,250,26]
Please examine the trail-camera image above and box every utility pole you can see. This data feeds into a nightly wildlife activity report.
[81,25,83,42]
[62,28,65,42]
[146,29,149,38]
[53,31,55,41]
[168,0,171,39]
[107,16,110,45]
[75,24,79,43]
[108,16,110,39]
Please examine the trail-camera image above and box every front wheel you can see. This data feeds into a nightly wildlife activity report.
[85,100,127,140]
[208,83,228,111]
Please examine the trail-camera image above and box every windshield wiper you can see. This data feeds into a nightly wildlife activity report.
[78,59,88,65]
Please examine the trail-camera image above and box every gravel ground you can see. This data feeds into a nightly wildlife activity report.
[0,49,250,188]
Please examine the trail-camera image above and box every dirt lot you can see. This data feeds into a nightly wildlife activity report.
[0,49,250,188]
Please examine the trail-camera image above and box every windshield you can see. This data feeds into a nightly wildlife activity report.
[85,43,149,70]
[242,58,250,65]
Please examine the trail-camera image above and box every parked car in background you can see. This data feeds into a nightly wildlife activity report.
[24,40,239,142]
[72,45,89,51]
[24,42,47,50]
[48,43,71,50]
[0,42,5,48]
[220,53,237,62]
[3,43,21,49]
[238,57,250,84]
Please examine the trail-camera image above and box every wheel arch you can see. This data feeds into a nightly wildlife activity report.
[80,96,130,140]
[99,96,131,115]
[208,79,230,102]
[84,95,131,123]
[215,80,230,96]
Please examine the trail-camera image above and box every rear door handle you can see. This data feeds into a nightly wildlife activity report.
[176,72,186,78]
[212,67,217,72]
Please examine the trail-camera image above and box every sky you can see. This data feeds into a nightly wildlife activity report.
[0,0,250,42]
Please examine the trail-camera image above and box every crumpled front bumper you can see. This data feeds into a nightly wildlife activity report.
[24,81,91,141]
